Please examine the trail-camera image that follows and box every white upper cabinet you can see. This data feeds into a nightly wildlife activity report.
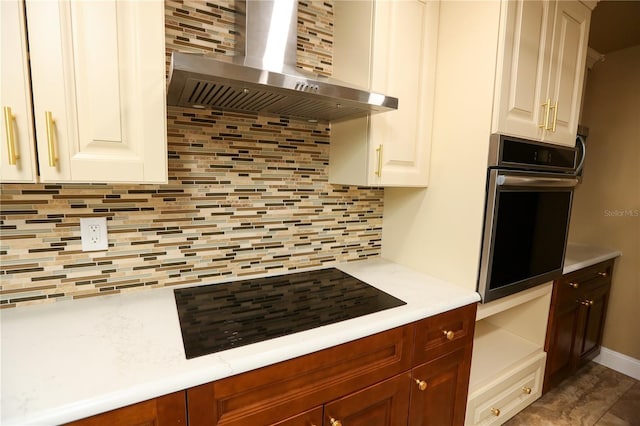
[330,0,438,187]
[2,0,167,184]
[1,0,37,182]
[493,0,590,147]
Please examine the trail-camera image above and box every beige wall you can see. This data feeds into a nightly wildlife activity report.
[568,45,640,360]
[382,1,501,290]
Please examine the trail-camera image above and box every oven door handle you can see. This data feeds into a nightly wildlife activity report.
[497,175,579,188]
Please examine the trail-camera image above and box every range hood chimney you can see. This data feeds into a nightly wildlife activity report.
[167,0,398,122]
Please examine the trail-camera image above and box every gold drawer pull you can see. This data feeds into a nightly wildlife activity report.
[522,386,532,394]
[3,106,19,165]
[550,100,558,132]
[330,417,342,426]
[491,408,501,417]
[375,144,383,177]
[598,271,608,277]
[45,111,58,167]
[539,99,550,129]
[443,330,455,340]
[568,282,579,289]
[415,379,428,391]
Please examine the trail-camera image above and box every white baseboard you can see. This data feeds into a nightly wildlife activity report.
[593,347,640,381]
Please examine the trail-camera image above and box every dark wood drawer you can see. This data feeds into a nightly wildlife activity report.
[187,324,414,426]
[556,260,613,308]
[413,303,477,366]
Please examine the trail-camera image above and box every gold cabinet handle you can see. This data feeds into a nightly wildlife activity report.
[491,408,501,417]
[329,417,342,426]
[443,330,455,341]
[539,99,550,129]
[415,379,428,391]
[522,386,532,394]
[3,106,19,165]
[45,111,57,167]
[568,282,579,289]
[579,299,594,307]
[598,271,608,277]
[375,144,383,177]
[550,100,558,132]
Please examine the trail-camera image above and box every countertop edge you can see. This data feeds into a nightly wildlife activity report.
[563,243,622,275]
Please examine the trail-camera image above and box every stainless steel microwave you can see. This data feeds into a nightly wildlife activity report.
[477,134,580,303]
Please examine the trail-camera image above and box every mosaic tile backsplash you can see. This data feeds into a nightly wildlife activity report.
[0,1,383,309]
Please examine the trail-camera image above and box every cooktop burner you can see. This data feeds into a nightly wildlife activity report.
[174,268,406,359]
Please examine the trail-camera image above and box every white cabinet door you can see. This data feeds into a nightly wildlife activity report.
[492,0,553,141]
[494,0,590,147]
[0,0,37,182]
[26,0,167,183]
[543,0,590,146]
[330,0,437,187]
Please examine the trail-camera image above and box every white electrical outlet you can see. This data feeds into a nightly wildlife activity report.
[80,217,108,251]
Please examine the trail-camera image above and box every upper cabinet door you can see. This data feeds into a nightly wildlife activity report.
[492,0,553,141]
[26,0,167,183]
[493,0,591,147]
[330,0,438,187]
[543,0,590,146]
[0,0,37,182]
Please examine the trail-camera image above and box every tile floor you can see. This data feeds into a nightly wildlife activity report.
[506,362,640,426]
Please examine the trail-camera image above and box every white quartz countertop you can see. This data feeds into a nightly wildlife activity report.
[563,243,622,274]
[0,258,480,425]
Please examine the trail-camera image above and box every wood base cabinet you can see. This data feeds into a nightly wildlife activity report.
[65,391,187,426]
[187,303,477,426]
[543,259,614,393]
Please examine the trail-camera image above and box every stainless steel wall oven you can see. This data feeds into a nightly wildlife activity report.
[478,134,579,302]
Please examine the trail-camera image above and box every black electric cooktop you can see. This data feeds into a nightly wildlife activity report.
[174,268,406,359]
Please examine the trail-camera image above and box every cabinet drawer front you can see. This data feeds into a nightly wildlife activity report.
[414,303,477,365]
[466,352,545,426]
[187,324,414,426]
[556,260,613,308]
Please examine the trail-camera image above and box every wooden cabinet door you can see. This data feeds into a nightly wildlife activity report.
[324,373,411,426]
[576,283,610,364]
[492,0,553,142]
[271,407,323,426]
[0,0,37,182]
[65,392,187,426]
[25,0,167,183]
[543,0,590,146]
[187,325,413,426]
[543,294,580,392]
[409,349,470,426]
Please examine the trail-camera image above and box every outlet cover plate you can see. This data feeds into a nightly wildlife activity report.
[80,217,108,251]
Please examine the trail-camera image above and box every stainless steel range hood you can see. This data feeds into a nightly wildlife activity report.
[166,0,398,122]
